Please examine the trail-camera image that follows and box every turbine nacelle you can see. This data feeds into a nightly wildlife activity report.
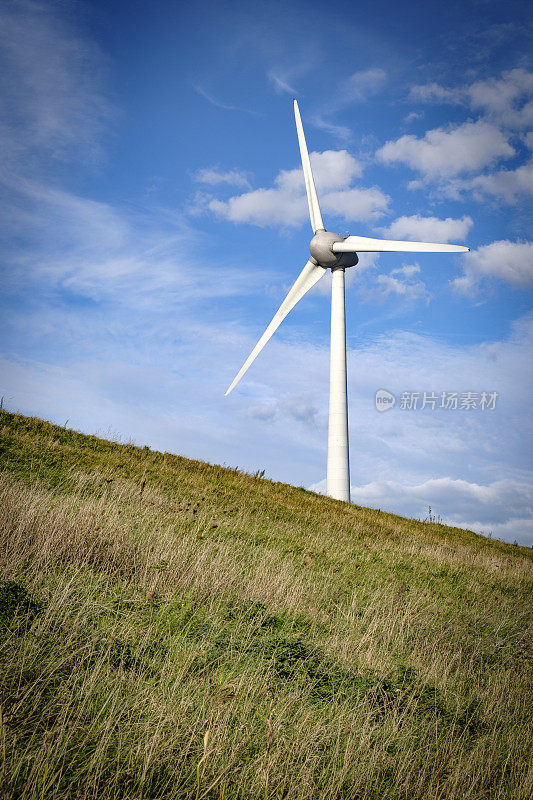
[309,230,359,269]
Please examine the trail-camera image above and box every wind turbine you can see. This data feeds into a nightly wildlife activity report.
[225,100,469,503]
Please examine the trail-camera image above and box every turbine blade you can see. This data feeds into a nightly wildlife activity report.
[225,260,326,395]
[331,235,469,253]
[294,99,324,234]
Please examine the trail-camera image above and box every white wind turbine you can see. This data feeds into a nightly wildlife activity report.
[225,100,469,503]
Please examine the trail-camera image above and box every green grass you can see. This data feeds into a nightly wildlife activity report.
[0,409,531,799]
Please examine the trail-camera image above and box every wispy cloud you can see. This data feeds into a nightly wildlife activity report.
[340,68,387,103]
[403,111,423,124]
[409,82,460,105]
[193,167,251,189]
[193,84,259,115]
[311,116,352,142]
[267,69,298,96]
[312,68,387,142]
[3,178,271,308]
[0,0,111,170]
[0,2,267,310]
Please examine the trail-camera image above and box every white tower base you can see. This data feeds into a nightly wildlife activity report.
[327,267,350,502]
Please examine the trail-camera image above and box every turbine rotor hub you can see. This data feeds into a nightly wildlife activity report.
[309,230,358,269]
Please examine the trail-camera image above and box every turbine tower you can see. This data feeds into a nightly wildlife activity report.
[225,100,469,503]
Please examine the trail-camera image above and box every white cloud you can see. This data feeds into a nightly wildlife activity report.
[314,150,364,188]
[452,240,533,294]
[373,263,430,303]
[321,187,390,222]
[409,69,533,130]
[400,69,533,203]
[420,159,533,204]
[249,394,318,426]
[340,68,387,102]
[277,150,363,193]
[468,69,533,127]
[467,158,533,202]
[311,115,352,142]
[208,189,304,228]
[409,83,459,104]
[404,111,423,124]
[202,150,389,228]
[402,70,532,200]
[194,167,251,188]
[267,69,297,96]
[379,214,473,243]
[377,121,514,179]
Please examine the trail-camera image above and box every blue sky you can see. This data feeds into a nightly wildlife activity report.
[1,0,532,543]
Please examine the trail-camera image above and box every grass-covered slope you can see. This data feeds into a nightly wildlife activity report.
[0,410,531,800]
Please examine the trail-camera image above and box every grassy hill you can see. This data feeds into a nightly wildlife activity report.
[0,410,531,800]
